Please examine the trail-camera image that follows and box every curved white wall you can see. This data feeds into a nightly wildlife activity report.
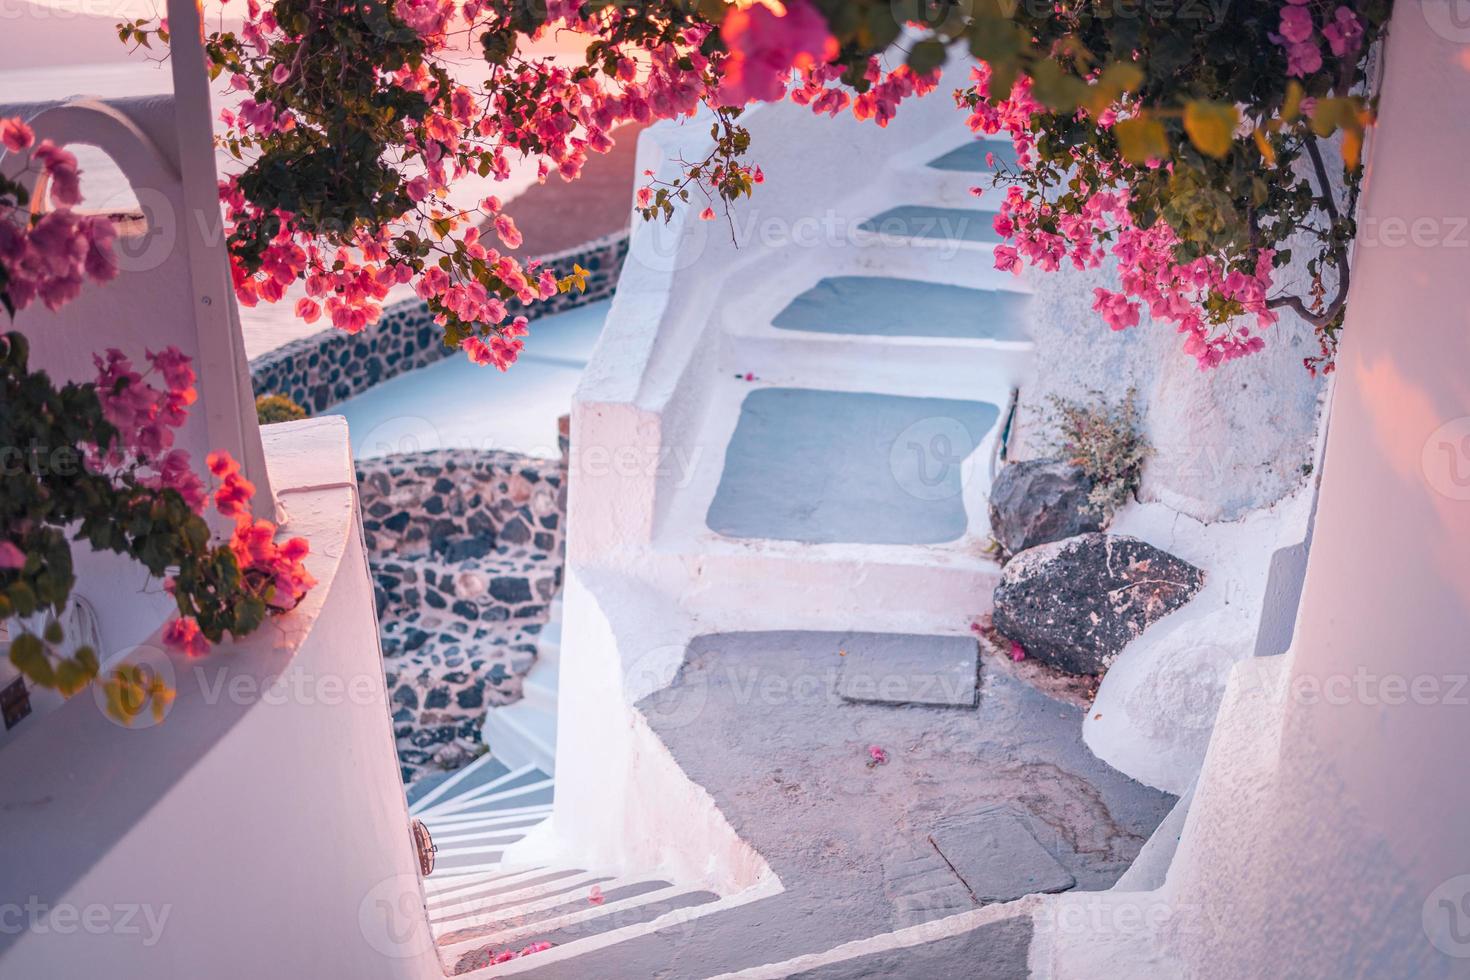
[1037,7,1470,977]
[0,418,441,980]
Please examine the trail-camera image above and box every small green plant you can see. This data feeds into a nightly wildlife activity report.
[1050,389,1150,525]
[255,393,307,425]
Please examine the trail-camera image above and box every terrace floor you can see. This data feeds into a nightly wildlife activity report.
[513,630,1174,978]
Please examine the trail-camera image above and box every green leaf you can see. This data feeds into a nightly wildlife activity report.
[1115,116,1169,164]
[1183,101,1238,159]
[9,632,54,688]
[907,39,947,77]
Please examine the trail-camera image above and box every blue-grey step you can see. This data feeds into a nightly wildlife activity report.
[707,388,998,545]
[409,755,510,809]
[442,880,682,948]
[927,141,1020,173]
[429,869,584,907]
[771,276,1027,341]
[433,874,620,933]
[859,206,1002,244]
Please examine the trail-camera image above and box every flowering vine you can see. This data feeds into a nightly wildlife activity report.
[2,116,314,711]
[957,1,1387,371]
[112,0,1388,373]
[1,330,315,714]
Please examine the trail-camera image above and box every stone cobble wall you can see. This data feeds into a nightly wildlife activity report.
[356,449,567,782]
[249,231,628,413]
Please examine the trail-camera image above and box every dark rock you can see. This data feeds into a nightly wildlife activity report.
[441,534,495,561]
[498,515,532,545]
[489,576,533,604]
[992,533,1203,675]
[451,600,480,621]
[424,687,451,710]
[383,511,411,532]
[988,459,1103,557]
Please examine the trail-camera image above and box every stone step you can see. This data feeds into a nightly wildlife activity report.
[705,387,1000,546]
[483,701,557,774]
[442,882,721,970]
[926,139,1020,173]
[415,763,545,815]
[418,771,554,821]
[424,866,579,907]
[409,752,512,814]
[858,205,1004,245]
[770,275,1029,341]
[430,871,611,928]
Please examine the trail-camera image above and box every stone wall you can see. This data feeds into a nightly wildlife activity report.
[356,448,567,782]
[249,231,629,414]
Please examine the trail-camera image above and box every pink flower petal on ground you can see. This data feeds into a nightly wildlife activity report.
[867,744,889,766]
[1010,641,1026,662]
[588,884,604,906]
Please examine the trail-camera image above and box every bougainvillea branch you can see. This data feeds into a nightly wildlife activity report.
[114,0,1388,372]
[2,117,314,709]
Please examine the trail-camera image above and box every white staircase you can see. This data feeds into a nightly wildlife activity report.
[407,749,726,975]
[406,67,1059,977]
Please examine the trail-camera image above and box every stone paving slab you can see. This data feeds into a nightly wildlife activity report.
[927,141,1020,173]
[859,205,1004,244]
[931,808,1076,902]
[836,633,979,708]
[881,839,979,928]
[706,388,998,545]
[771,275,1028,340]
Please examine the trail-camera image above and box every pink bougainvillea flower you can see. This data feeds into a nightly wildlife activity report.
[1286,40,1323,77]
[1278,4,1314,44]
[699,207,717,221]
[867,745,889,767]
[163,616,211,657]
[207,450,257,517]
[1,118,34,153]
[1009,641,1026,662]
[33,140,82,207]
[1323,7,1364,57]
[588,885,604,906]
[718,0,838,105]
[493,213,523,249]
[0,541,26,569]
[295,297,322,324]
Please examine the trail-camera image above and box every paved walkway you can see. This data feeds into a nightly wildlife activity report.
[515,632,1172,978]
